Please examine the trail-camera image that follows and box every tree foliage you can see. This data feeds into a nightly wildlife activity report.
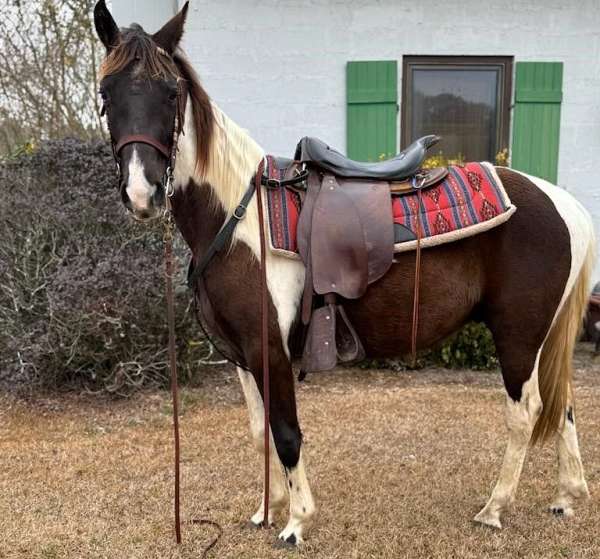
[0,0,104,154]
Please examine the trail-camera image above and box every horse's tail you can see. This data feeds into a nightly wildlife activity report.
[532,222,596,444]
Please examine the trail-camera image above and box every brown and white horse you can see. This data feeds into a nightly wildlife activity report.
[94,1,595,545]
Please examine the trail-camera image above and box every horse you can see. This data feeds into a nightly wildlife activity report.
[93,0,595,546]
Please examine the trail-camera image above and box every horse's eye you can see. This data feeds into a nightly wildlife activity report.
[168,91,178,102]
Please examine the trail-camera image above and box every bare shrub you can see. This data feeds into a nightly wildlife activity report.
[0,139,217,393]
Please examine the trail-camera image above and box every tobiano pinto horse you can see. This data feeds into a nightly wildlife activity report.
[94,0,595,545]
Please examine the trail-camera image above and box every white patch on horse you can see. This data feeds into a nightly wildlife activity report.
[278,451,316,544]
[237,367,288,525]
[126,148,156,210]
[474,350,543,529]
[172,96,196,189]
[551,403,590,516]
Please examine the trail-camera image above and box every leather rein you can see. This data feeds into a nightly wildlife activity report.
[105,77,226,554]
[104,73,288,550]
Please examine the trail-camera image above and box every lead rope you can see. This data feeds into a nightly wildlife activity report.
[163,207,223,557]
[163,206,182,544]
[254,159,271,528]
[162,78,222,557]
[410,186,424,367]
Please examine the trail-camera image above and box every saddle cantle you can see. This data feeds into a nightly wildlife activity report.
[273,135,445,376]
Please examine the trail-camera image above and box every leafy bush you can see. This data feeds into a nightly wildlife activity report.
[430,322,498,370]
[361,322,498,372]
[0,139,216,394]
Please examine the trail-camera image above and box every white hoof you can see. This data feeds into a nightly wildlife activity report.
[474,508,502,529]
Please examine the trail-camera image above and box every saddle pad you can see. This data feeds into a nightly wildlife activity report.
[265,161,516,258]
[265,155,303,254]
[391,162,516,253]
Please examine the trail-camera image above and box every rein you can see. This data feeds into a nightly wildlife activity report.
[104,76,223,554]
[103,68,301,548]
[410,175,426,366]
[254,159,271,527]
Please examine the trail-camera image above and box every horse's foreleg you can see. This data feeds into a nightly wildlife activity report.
[237,367,288,526]
[277,449,315,545]
[239,295,315,545]
[550,399,590,516]
[474,351,542,529]
[266,370,316,545]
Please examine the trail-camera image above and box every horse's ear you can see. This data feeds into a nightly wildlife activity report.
[94,0,120,53]
[152,2,189,55]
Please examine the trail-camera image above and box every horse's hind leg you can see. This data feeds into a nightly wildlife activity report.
[550,397,590,516]
[474,348,543,529]
[237,367,288,526]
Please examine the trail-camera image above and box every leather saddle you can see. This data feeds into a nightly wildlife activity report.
[274,135,446,376]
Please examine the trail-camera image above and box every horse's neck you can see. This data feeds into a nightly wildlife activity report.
[172,100,265,257]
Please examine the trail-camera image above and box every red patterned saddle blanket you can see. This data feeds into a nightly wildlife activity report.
[265,160,515,257]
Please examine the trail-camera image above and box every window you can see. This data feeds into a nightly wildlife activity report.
[401,56,512,162]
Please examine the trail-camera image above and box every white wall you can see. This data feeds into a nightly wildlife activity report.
[112,0,178,34]
[113,0,600,281]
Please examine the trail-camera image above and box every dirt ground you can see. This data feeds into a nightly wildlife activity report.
[1,345,599,559]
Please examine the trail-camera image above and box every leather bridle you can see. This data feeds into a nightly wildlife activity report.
[115,134,171,160]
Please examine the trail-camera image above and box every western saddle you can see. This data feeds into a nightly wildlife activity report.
[266,135,447,376]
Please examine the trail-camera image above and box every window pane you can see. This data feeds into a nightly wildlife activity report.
[410,67,500,161]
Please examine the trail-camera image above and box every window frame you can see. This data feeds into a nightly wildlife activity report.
[400,55,513,160]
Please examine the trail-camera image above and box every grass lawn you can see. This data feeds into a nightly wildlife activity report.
[1,345,599,558]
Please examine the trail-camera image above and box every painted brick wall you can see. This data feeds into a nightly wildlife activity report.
[113,0,600,281]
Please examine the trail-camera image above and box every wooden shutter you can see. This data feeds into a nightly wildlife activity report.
[511,62,563,183]
[347,61,398,162]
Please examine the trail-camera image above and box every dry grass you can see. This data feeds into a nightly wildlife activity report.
[1,345,599,559]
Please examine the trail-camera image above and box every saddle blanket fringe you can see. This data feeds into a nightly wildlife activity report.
[264,160,516,258]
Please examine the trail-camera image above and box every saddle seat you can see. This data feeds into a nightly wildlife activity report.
[294,134,441,181]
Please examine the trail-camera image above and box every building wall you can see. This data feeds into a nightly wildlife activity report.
[113,0,600,281]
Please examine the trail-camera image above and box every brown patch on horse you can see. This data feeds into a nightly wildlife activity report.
[99,26,214,175]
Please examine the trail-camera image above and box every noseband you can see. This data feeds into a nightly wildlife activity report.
[114,134,171,160]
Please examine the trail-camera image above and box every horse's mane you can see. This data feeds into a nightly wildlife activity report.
[99,25,214,174]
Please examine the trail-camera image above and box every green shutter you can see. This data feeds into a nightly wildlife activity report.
[511,62,563,183]
[347,61,398,162]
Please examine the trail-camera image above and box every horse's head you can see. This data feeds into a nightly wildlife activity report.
[94,0,190,221]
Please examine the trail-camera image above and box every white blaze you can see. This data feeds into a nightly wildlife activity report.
[126,148,156,210]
